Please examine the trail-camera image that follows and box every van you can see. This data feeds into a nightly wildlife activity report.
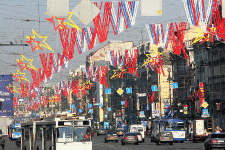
[129,124,146,142]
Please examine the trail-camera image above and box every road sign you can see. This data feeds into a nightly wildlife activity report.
[172,82,178,89]
[202,109,208,115]
[71,104,75,109]
[88,104,92,108]
[78,109,82,113]
[89,109,93,113]
[121,101,125,105]
[98,103,103,108]
[140,111,144,116]
[67,110,71,113]
[117,88,124,95]
[126,88,132,94]
[202,102,209,108]
[105,88,111,94]
[152,85,158,91]
[108,107,111,111]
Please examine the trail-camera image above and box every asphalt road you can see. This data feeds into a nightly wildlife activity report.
[92,133,206,150]
[3,134,207,150]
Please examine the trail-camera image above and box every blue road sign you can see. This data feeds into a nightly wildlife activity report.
[104,122,109,129]
[121,101,125,105]
[67,110,71,113]
[173,82,178,89]
[88,104,92,108]
[105,88,111,94]
[89,109,93,113]
[202,109,208,115]
[78,109,82,113]
[71,104,75,109]
[108,107,111,111]
[152,85,158,91]
[140,111,144,116]
[126,88,132,94]
[98,103,103,108]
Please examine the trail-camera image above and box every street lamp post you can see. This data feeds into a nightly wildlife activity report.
[167,68,172,110]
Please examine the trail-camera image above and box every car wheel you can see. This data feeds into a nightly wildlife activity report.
[2,145,4,149]
[115,140,118,143]
[105,140,108,143]
[169,142,173,145]
[97,133,99,136]
[142,139,145,142]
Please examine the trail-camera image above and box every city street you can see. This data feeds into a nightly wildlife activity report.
[93,134,205,150]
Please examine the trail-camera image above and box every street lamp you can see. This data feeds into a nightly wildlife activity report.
[167,68,172,109]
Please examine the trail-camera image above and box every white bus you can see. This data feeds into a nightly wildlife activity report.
[55,119,92,150]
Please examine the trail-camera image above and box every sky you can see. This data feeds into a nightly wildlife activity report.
[0,0,197,87]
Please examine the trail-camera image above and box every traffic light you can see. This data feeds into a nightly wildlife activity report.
[0,101,2,110]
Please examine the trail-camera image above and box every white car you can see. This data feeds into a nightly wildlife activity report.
[129,124,146,142]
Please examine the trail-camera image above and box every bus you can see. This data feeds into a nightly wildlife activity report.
[55,119,92,150]
[21,118,92,150]
[21,120,55,150]
[152,118,186,143]
[8,123,21,140]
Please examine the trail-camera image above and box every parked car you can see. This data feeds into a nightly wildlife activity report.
[105,132,118,143]
[205,133,225,150]
[121,132,139,145]
[155,131,173,145]
[97,128,107,136]
[0,129,5,149]
[116,128,125,137]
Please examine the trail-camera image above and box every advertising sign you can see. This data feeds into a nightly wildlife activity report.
[196,120,204,135]
[0,75,13,116]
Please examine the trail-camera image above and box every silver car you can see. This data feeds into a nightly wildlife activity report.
[205,133,225,150]
[155,131,173,145]
[121,132,139,145]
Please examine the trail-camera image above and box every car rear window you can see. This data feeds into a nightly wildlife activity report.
[125,133,136,136]
[138,127,143,131]
[211,134,225,138]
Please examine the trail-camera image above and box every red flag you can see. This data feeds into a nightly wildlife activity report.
[125,98,128,108]
[151,91,155,102]
[191,91,195,101]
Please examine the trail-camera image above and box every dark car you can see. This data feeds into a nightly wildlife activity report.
[205,133,225,150]
[121,132,139,145]
[97,128,107,136]
[116,128,125,137]
[105,132,118,143]
[155,131,173,145]
[0,129,5,149]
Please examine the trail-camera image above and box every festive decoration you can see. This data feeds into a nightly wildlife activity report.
[110,68,126,79]
[25,29,54,52]
[6,83,18,93]
[46,16,67,32]
[14,69,29,82]
[25,36,44,52]
[16,54,37,71]
[64,12,82,31]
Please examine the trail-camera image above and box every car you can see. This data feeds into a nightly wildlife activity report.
[0,129,5,149]
[155,131,173,145]
[97,128,107,136]
[131,132,143,143]
[205,133,225,150]
[121,132,139,145]
[105,132,118,143]
[116,128,125,137]
[129,124,146,142]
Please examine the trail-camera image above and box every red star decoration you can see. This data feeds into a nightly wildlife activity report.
[45,16,67,32]
[116,70,126,79]
[201,27,218,44]
[25,36,44,52]
[13,73,24,82]
[16,59,29,71]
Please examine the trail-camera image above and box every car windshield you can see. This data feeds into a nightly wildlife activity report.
[211,134,225,138]
[117,129,124,131]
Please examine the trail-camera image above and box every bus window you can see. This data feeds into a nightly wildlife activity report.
[36,126,42,140]
[177,122,185,130]
[46,126,52,141]
[165,122,173,130]
[74,127,91,142]
[57,127,73,142]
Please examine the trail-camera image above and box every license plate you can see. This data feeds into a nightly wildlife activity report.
[218,140,224,142]
[164,137,169,139]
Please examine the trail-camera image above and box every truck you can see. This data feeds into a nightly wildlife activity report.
[193,119,213,143]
